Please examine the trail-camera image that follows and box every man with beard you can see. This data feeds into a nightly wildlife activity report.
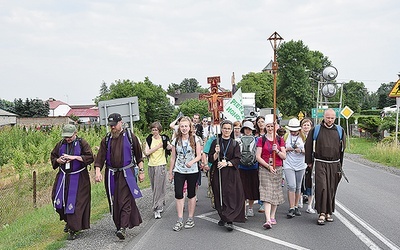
[304,108,346,225]
[94,113,145,240]
[51,124,94,240]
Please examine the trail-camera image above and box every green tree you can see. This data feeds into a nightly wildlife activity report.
[376,82,395,109]
[176,99,209,119]
[167,78,208,95]
[342,81,367,113]
[13,98,49,117]
[96,77,174,130]
[277,40,332,117]
[236,72,274,109]
[0,99,15,113]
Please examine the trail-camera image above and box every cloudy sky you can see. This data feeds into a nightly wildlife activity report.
[1,0,399,105]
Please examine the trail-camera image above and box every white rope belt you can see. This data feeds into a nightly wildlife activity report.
[315,158,340,163]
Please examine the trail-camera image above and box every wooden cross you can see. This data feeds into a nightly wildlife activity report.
[199,76,232,125]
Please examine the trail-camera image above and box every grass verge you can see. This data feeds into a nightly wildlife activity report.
[0,163,151,250]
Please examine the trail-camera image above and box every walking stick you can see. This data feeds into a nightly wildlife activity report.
[215,124,223,207]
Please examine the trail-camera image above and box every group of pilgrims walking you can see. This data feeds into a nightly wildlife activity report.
[50,108,346,240]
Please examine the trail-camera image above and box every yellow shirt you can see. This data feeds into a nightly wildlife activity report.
[148,137,167,166]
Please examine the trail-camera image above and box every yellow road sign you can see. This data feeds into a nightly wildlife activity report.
[388,79,400,97]
[340,106,354,119]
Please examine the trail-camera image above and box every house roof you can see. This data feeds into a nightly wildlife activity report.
[48,99,69,110]
[66,107,99,117]
[262,60,273,72]
[171,93,202,105]
[0,108,17,116]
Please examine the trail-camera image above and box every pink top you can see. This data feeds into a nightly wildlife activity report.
[256,135,285,167]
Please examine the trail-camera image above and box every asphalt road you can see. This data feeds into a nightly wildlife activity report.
[62,154,400,250]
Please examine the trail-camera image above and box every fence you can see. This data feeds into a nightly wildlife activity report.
[0,170,55,228]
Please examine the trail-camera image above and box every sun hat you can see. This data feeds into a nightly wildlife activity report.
[107,113,122,126]
[285,118,301,131]
[240,120,255,133]
[61,124,77,137]
[265,114,274,125]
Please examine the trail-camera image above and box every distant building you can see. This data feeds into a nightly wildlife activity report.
[166,94,175,106]
[0,108,17,127]
[66,105,99,124]
[170,92,202,109]
[262,60,273,74]
[47,98,71,117]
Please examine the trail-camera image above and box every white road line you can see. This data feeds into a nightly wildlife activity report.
[196,211,309,250]
[336,201,400,250]
[335,211,381,250]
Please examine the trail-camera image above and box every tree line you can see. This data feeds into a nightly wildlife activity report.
[1,39,396,131]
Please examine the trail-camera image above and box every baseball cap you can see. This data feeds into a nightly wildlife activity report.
[62,124,77,137]
[108,113,122,126]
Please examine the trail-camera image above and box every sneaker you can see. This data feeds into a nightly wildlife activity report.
[258,204,265,213]
[154,211,161,219]
[64,224,69,233]
[184,219,195,229]
[218,220,225,226]
[263,221,272,229]
[270,218,277,225]
[67,231,76,240]
[157,207,164,213]
[306,208,316,214]
[287,208,295,218]
[225,222,233,231]
[116,228,126,240]
[173,221,184,232]
[294,207,302,216]
[247,208,254,217]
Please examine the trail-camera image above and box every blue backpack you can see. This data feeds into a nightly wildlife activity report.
[312,124,343,141]
[312,124,344,153]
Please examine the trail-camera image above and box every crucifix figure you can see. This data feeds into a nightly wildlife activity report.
[199,76,232,124]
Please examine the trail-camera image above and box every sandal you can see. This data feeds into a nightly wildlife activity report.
[317,213,326,225]
[326,214,334,222]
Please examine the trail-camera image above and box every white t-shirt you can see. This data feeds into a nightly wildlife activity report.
[283,133,307,171]
[171,136,201,174]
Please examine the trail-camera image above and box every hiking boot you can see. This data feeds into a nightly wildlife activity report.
[173,221,183,231]
[184,219,195,229]
[287,208,295,218]
[294,207,302,216]
[116,228,126,240]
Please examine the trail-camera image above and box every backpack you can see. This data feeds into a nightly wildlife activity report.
[312,124,343,141]
[146,134,171,160]
[105,127,136,165]
[240,135,257,167]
